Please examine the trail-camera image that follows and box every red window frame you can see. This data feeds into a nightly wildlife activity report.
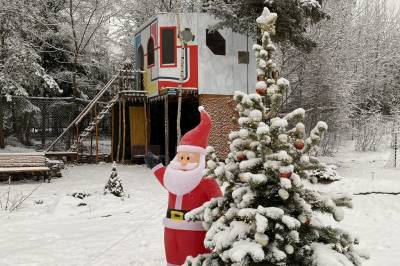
[160,26,177,68]
[147,36,155,68]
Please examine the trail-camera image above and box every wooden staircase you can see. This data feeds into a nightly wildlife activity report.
[46,69,148,162]
[69,94,119,152]
[46,73,122,154]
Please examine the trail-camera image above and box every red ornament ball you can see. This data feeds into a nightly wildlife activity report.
[256,88,266,96]
[294,139,305,150]
[279,172,292,179]
[237,154,247,162]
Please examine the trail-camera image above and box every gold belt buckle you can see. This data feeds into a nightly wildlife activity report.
[171,210,184,221]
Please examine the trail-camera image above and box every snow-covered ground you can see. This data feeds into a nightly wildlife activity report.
[0,141,399,265]
[316,143,400,266]
[0,164,167,266]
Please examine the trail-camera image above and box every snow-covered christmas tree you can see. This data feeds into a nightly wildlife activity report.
[104,161,124,197]
[185,7,365,266]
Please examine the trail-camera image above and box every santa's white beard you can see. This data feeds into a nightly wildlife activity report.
[164,155,205,196]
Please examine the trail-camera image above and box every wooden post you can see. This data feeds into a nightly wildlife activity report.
[95,104,99,163]
[76,124,79,162]
[41,101,46,148]
[119,70,123,92]
[164,95,169,164]
[111,105,114,162]
[122,97,126,163]
[90,108,93,162]
[116,100,122,162]
[144,99,149,155]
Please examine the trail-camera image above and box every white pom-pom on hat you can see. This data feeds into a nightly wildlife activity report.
[198,106,205,112]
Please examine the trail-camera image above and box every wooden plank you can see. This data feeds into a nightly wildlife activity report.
[0,155,45,158]
[95,104,99,163]
[0,158,46,163]
[90,107,94,160]
[0,153,45,156]
[45,151,77,156]
[0,163,47,167]
[116,99,122,161]
[76,125,79,162]
[129,106,146,145]
[0,157,46,164]
[0,167,50,173]
[0,155,46,160]
[122,98,126,163]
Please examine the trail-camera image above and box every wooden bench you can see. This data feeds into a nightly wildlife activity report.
[0,153,51,182]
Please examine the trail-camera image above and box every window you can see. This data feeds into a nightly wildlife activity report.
[147,37,155,67]
[161,27,176,66]
[206,29,226,55]
[238,51,249,64]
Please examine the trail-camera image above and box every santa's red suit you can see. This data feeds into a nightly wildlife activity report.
[151,106,222,266]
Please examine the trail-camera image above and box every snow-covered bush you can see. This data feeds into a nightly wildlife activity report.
[104,162,124,197]
[354,113,389,152]
[306,164,342,184]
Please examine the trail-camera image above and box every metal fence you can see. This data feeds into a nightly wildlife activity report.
[0,96,112,157]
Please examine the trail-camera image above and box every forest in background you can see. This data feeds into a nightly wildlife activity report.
[0,0,399,154]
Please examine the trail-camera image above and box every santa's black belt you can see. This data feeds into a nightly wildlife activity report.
[166,208,189,221]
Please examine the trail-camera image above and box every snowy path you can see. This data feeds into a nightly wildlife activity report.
[0,143,400,265]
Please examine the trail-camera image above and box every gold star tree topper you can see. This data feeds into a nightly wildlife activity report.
[256,7,278,34]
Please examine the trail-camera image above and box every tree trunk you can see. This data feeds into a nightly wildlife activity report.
[0,96,5,149]
[22,113,29,145]
[72,54,78,98]
[0,26,5,149]
[25,113,32,146]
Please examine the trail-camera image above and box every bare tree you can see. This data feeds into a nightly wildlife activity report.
[65,0,121,98]
[274,0,400,152]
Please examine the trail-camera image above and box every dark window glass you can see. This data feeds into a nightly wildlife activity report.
[206,29,226,55]
[238,51,249,64]
[161,28,176,65]
[147,38,154,66]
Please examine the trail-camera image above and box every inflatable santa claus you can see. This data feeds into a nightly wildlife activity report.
[144,106,222,266]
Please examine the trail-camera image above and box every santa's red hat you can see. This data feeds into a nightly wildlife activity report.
[177,106,211,155]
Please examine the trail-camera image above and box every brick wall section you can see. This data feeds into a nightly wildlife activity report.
[199,94,239,159]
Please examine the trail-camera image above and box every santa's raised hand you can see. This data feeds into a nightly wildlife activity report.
[144,106,222,266]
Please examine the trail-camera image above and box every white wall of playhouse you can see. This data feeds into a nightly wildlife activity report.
[134,13,256,97]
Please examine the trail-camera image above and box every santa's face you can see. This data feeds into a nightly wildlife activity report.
[164,151,205,196]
